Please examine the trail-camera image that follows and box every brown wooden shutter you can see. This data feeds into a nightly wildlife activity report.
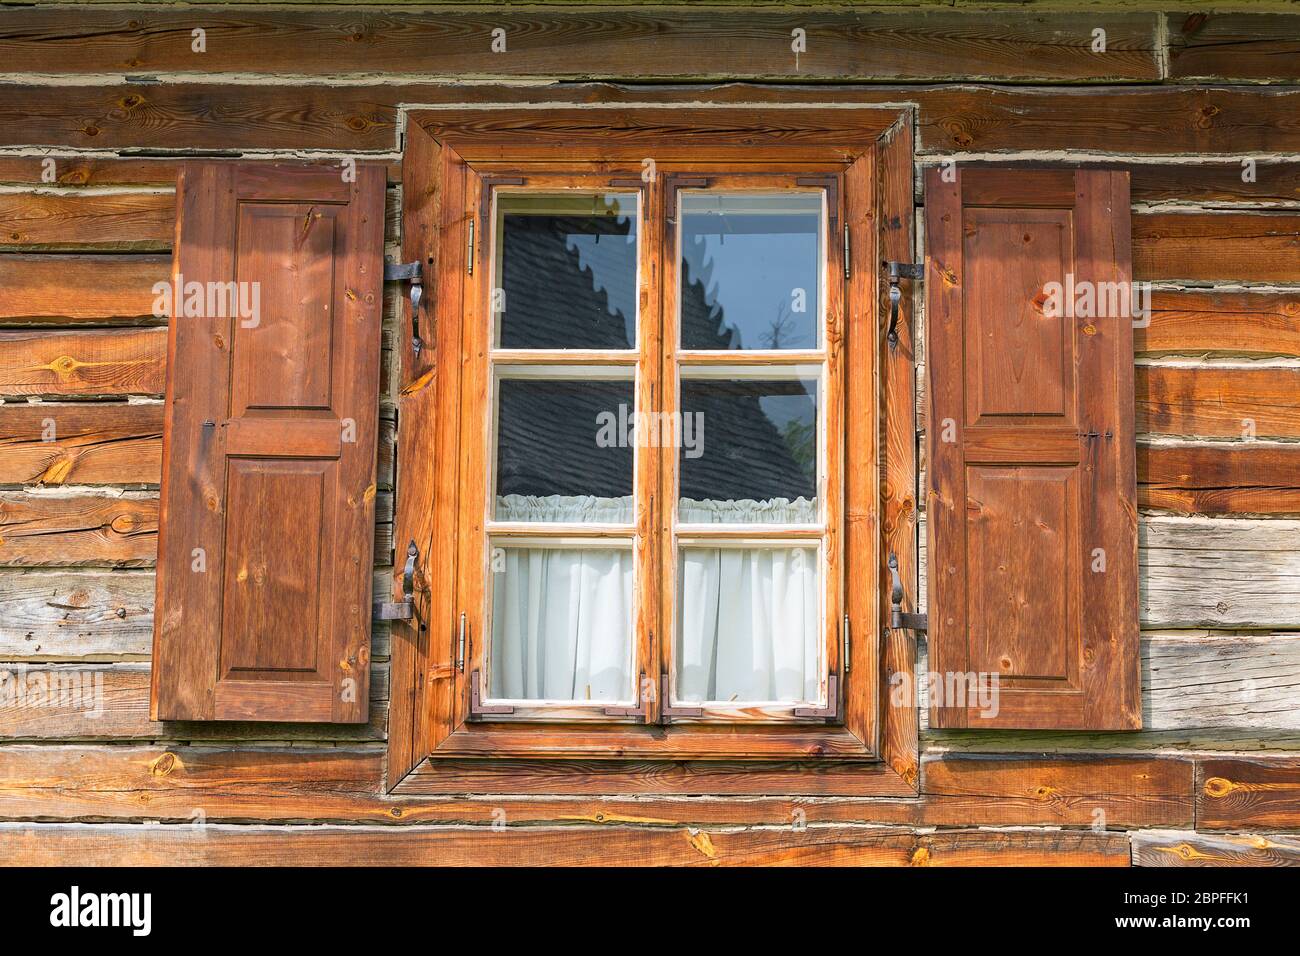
[150,161,386,722]
[924,167,1140,730]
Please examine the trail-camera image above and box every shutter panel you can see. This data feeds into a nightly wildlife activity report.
[924,167,1140,730]
[151,161,386,722]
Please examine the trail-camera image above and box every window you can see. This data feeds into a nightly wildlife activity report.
[389,105,919,790]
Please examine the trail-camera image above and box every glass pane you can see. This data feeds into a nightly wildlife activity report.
[495,378,634,523]
[678,377,818,523]
[495,192,638,350]
[680,192,823,351]
[490,543,635,703]
[676,545,820,704]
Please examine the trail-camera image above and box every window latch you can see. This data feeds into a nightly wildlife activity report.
[384,260,424,355]
[888,551,928,632]
[373,539,418,621]
[883,260,923,350]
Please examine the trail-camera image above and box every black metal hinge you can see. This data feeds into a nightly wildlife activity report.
[373,540,418,621]
[883,260,923,349]
[888,552,928,632]
[384,261,424,355]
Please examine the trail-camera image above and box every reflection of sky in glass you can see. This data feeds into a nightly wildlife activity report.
[682,194,822,350]
[567,219,636,344]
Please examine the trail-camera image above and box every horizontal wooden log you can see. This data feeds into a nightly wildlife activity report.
[3,83,1299,155]
[0,402,162,485]
[0,821,1129,866]
[1144,634,1300,730]
[0,157,182,188]
[0,191,172,251]
[0,746,1191,828]
[918,160,1300,206]
[921,514,1300,629]
[0,489,393,567]
[0,9,1161,81]
[0,570,153,660]
[1140,442,1300,515]
[0,568,393,662]
[1137,365,1300,440]
[1137,291,1300,357]
[1132,829,1300,866]
[0,255,168,324]
[1197,758,1300,830]
[1139,517,1300,629]
[0,157,404,189]
[0,327,166,398]
[0,663,387,741]
[1133,211,1300,282]
[0,491,156,568]
[1167,12,1300,83]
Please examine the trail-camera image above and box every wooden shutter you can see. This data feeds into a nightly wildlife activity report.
[924,167,1140,730]
[150,161,386,722]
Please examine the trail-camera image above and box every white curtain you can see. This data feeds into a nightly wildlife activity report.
[676,545,819,703]
[491,495,634,702]
[490,494,820,705]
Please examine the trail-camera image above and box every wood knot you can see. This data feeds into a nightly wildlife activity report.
[909,846,931,866]
[109,513,139,534]
[148,752,178,777]
[1203,776,1235,799]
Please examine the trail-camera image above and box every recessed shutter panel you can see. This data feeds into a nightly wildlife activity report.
[924,167,1140,730]
[151,161,386,722]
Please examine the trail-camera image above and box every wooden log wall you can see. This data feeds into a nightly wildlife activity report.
[1,3,1299,866]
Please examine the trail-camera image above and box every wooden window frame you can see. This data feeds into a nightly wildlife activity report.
[387,102,919,798]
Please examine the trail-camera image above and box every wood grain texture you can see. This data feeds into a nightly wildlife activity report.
[1139,517,1300,629]
[0,191,172,251]
[1144,634,1300,730]
[1137,291,1300,357]
[3,84,1300,154]
[0,9,1161,81]
[0,402,162,486]
[0,570,154,660]
[1132,829,1300,866]
[1133,211,1300,282]
[1198,758,1300,830]
[0,663,387,741]
[0,492,156,568]
[0,821,1130,866]
[1167,12,1300,83]
[0,327,166,398]
[1140,442,1300,515]
[0,747,1191,829]
[0,255,168,324]
[1137,365,1300,439]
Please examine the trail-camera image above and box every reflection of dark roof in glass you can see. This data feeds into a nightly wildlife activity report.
[495,214,813,502]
